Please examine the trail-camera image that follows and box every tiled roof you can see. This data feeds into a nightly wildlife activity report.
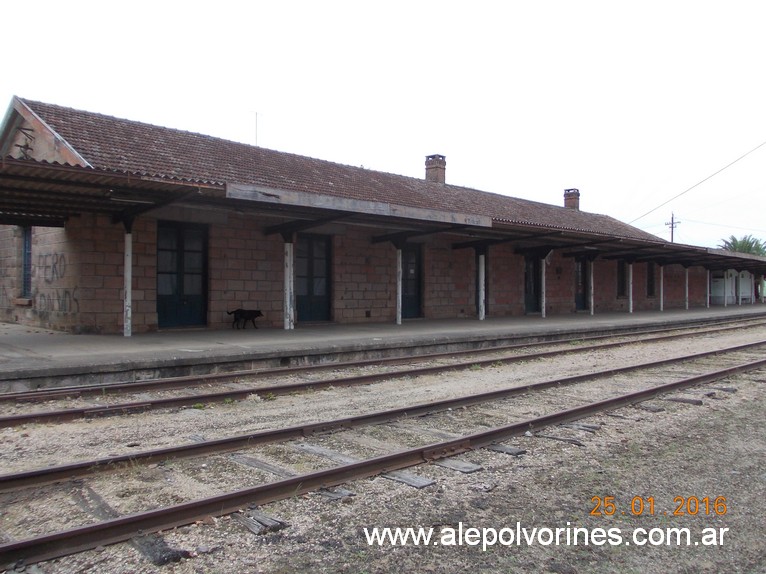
[20,98,661,242]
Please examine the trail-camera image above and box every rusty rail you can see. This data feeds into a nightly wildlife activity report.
[2,331,765,429]
[2,315,764,404]
[2,340,765,492]
[1,355,765,568]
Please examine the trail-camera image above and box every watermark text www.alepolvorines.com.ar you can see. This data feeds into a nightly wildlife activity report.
[363,522,730,551]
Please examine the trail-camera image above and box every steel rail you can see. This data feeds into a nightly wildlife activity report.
[2,333,766,430]
[2,354,765,568]
[3,316,764,404]
[2,339,765,491]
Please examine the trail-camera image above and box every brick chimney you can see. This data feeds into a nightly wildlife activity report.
[425,154,446,184]
[564,188,580,210]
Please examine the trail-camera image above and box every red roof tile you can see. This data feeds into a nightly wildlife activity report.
[20,98,661,241]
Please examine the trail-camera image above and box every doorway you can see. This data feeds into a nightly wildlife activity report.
[402,245,423,319]
[575,258,589,311]
[296,234,331,322]
[157,221,208,328]
[524,256,541,313]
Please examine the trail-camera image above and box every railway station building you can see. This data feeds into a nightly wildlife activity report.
[1,97,765,336]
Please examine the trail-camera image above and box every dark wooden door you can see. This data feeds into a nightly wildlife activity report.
[524,256,541,313]
[402,245,422,319]
[296,234,331,322]
[157,222,208,328]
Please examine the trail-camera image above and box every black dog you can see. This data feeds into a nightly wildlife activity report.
[227,308,263,329]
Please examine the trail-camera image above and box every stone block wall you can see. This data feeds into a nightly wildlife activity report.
[332,228,396,322]
[208,214,285,329]
[0,213,721,334]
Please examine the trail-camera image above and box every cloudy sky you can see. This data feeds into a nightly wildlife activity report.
[3,1,765,248]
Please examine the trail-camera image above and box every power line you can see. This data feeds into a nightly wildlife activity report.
[682,217,766,235]
[629,138,766,224]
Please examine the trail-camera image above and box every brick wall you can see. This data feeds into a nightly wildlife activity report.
[591,260,708,312]
[422,235,476,318]
[487,244,525,316]
[208,213,285,329]
[0,221,86,331]
[662,265,708,308]
[332,228,396,322]
[0,212,723,335]
[0,225,21,323]
[543,251,576,314]
[74,214,125,332]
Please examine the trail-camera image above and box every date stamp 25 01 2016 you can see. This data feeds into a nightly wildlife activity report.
[590,495,728,517]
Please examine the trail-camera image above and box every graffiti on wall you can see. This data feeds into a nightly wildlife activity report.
[36,252,67,284]
[0,256,12,308]
[32,252,80,314]
[35,287,80,313]
[0,250,81,315]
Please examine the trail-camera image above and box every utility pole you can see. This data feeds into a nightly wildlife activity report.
[665,212,681,243]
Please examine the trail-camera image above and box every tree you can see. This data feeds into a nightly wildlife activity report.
[718,234,766,256]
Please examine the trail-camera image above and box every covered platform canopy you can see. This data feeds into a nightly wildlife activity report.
[2,157,765,276]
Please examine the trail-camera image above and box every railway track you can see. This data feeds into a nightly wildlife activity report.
[0,337,764,568]
[1,318,765,428]
[2,316,765,404]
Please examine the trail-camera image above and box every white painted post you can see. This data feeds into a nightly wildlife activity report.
[283,242,295,330]
[751,272,755,305]
[628,263,633,314]
[123,230,132,337]
[540,258,546,319]
[478,253,486,320]
[706,269,710,309]
[684,267,689,310]
[724,271,728,307]
[588,259,595,316]
[396,248,402,325]
[659,265,664,312]
[738,272,742,306]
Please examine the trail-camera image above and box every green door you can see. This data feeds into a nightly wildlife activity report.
[402,245,422,319]
[157,221,208,328]
[524,256,541,313]
[296,234,331,322]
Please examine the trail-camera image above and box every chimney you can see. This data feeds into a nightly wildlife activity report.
[425,154,446,184]
[564,188,580,210]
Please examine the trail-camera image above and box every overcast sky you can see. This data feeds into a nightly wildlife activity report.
[3,1,765,248]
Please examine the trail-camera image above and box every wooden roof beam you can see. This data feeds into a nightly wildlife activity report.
[0,213,69,227]
[599,244,667,260]
[453,231,563,251]
[263,212,353,236]
[112,189,203,228]
[560,239,626,257]
[372,224,469,245]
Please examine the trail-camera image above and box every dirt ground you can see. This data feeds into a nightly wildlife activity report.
[179,375,765,574]
[20,368,764,574]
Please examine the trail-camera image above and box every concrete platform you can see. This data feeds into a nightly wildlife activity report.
[2,305,766,391]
